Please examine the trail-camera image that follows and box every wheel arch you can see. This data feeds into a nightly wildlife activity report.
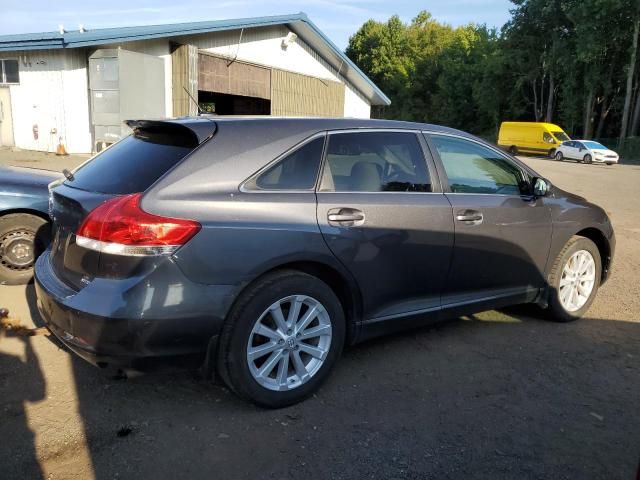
[0,208,50,223]
[236,260,363,345]
[575,227,612,283]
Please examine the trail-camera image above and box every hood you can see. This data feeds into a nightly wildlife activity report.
[0,166,63,188]
[591,149,617,155]
[552,185,588,203]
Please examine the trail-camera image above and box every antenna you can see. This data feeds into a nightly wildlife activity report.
[182,86,202,116]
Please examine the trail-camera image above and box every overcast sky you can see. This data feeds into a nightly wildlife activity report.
[0,0,513,49]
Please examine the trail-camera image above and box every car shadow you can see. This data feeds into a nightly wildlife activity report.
[19,278,640,479]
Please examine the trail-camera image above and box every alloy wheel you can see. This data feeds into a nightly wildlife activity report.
[246,295,332,391]
[559,249,596,312]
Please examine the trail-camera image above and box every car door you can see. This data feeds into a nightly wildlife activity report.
[574,142,587,159]
[425,132,552,309]
[316,130,454,325]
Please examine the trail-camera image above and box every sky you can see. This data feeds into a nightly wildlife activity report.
[0,0,513,49]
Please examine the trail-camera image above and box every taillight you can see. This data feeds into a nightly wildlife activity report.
[76,193,200,256]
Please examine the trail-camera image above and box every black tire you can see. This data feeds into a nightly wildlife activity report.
[0,214,50,285]
[217,270,345,408]
[547,236,601,322]
[555,151,564,161]
[606,162,614,166]
[548,148,556,158]
[583,154,592,164]
[508,145,518,155]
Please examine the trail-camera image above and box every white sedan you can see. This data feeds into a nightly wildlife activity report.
[555,140,619,165]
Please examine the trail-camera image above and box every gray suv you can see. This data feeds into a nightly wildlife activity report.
[35,117,614,407]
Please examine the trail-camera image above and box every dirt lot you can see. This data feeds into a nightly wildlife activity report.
[0,152,638,480]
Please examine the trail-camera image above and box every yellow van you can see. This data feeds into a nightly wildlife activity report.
[498,122,570,157]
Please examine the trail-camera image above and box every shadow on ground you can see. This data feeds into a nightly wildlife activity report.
[2,287,638,479]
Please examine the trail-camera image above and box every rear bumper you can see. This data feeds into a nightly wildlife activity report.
[34,250,236,370]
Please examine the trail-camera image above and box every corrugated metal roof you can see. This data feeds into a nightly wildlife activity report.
[0,13,390,106]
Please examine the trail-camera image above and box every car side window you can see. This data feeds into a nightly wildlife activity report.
[319,131,431,192]
[576,142,585,150]
[430,134,528,196]
[564,141,574,148]
[252,136,325,190]
[543,132,553,143]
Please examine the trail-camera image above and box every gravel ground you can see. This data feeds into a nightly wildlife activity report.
[0,153,638,480]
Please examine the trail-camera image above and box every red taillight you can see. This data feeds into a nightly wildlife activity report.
[76,193,200,256]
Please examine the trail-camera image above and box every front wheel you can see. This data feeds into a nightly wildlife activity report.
[547,236,601,322]
[217,270,345,407]
[508,145,518,155]
[548,148,556,158]
[555,151,564,161]
[583,154,593,164]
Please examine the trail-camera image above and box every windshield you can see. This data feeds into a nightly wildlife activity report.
[582,141,607,150]
[552,131,570,142]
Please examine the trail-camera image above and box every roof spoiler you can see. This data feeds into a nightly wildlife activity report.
[125,119,217,144]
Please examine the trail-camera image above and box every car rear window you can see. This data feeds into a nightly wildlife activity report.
[66,126,199,194]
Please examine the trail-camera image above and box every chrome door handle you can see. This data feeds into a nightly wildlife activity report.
[328,213,364,222]
[327,208,365,226]
[455,210,483,224]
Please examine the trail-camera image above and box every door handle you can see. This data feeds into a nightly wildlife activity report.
[455,210,483,224]
[327,208,365,226]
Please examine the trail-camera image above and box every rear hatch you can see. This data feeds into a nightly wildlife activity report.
[48,119,215,290]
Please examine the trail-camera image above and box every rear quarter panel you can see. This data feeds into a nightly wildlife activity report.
[158,191,352,288]
[0,184,50,216]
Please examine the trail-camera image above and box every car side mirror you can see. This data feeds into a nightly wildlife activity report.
[533,177,549,197]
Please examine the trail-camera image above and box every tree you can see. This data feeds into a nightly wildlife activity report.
[620,6,640,146]
[345,2,640,144]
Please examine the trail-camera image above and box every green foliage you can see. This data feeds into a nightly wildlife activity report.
[346,2,640,145]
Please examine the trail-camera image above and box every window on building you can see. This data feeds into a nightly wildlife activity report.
[0,59,19,84]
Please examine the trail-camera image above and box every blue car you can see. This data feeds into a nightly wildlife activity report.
[0,166,61,284]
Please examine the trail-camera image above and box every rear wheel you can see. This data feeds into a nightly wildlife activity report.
[583,154,593,164]
[0,214,50,285]
[547,236,601,322]
[508,145,518,155]
[217,270,345,407]
[555,151,564,161]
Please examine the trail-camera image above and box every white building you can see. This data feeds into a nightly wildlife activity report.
[0,13,390,154]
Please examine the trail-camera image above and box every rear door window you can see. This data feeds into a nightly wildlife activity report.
[320,131,431,192]
[67,127,199,194]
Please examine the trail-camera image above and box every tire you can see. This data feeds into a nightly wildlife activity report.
[547,236,601,322]
[555,151,564,161]
[217,270,345,408]
[548,148,556,158]
[583,154,592,164]
[0,214,51,285]
[606,162,614,166]
[508,146,518,155]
